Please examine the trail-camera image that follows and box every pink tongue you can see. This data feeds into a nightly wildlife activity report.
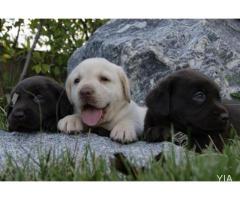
[81,108,103,126]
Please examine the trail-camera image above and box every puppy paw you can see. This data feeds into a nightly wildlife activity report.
[58,114,83,134]
[143,126,171,142]
[110,123,137,144]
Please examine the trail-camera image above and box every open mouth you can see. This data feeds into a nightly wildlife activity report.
[81,103,109,127]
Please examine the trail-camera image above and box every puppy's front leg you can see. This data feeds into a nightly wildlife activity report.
[143,110,171,142]
[110,120,137,144]
[58,114,83,134]
[143,126,171,142]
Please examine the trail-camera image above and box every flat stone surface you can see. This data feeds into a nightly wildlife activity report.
[0,130,185,168]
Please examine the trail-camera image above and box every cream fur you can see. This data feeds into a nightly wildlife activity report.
[58,58,146,143]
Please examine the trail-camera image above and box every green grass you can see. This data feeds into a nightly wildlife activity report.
[0,100,240,181]
[0,96,7,130]
[137,140,240,181]
[0,138,238,181]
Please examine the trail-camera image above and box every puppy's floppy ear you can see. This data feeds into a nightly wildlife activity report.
[118,67,131,103]
[146,76,173,116]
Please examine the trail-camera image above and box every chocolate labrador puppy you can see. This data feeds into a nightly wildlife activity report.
[7,76,73,132]
[143,69,240,152]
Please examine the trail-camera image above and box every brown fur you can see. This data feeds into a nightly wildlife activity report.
[144,69,240,152]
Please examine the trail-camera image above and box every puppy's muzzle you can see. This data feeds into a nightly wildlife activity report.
[79,85,95,101]
[11,109,26,120]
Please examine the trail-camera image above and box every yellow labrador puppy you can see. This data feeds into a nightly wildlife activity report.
[58,58,146,143]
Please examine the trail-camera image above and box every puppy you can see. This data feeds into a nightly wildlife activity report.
[144,69,239,152]
[7,76,73,132]
[58,58,146,143]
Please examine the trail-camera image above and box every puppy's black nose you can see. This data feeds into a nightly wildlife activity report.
[12,110,25,120]
[80,86,94,97]
[220,113,229,122]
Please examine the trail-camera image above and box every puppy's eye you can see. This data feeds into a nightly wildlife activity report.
[192,91,206,104]
[33,94,45,104]
[74,78,80,84]
[100,76,110,82]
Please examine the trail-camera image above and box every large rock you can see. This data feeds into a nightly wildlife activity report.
[68,19,240,104]
[0,130,185,168]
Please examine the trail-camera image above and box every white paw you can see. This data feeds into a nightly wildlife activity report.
[58,114,83,134]
[110,123,137,143]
